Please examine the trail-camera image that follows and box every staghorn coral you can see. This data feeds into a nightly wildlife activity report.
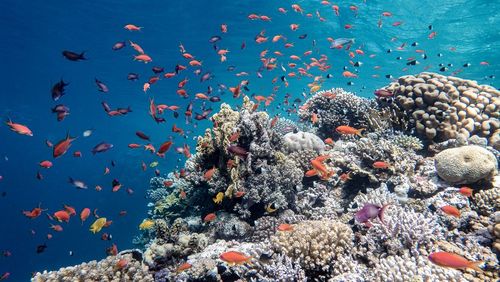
[271,220,353,272]
[32,253,153,282]
[254,253,307,282]
[392,133,424,151]
[382,72,500,148]
[370,253,462,282]
[298,88,378,138]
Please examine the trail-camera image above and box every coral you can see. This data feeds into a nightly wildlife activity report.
[282,131,325,153]
[250,216,280,242]
[382,72,500,147]
[298,88,378,138]
[272,117,299,137]
[434,145,498,184]
[213,213,252,240]
[254,254,307,282]
[348,183,399,211]
[271,220,353,271]
[492,212,500,253]
[295,181,343,220]
[473,187,500,215]
[359,205,443,256]
[370,253,462,282]
[32,253,153,282]
[392,133,424,151]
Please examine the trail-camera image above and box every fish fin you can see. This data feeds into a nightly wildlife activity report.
[468,261,483,273]
[356,128,366,137]
[68,177,73,183]
[79,52,87,60]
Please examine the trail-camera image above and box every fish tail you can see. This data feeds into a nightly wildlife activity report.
[379,203,391,224]
[68,177,74,184]
[468,261,483,273]
[356,128,366,137]
[79,51,86,60]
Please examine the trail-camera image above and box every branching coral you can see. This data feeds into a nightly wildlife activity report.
[271,220,353,272]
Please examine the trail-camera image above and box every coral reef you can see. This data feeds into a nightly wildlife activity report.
[434,145,498,184]
[32,252,153,282]
[381,72,500,147]
[282,131,325,153]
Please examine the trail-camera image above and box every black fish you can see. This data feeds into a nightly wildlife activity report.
[36,244,47,254]
[406,60,418,66]
[227,66,236,71]
[194,113,207,120]
[152,66,164,74]
[154,116,166,123]
[298,34,307,39]
[112,179,120,187]
[209,96,221,102]
[127,73,139,81]
[62,50,86,61]
[51,79,69,101]
[173,111,179,118]
[51,104,69,113]
[95,78,109,93]
[209,35,222,43]
[135,131,150,141]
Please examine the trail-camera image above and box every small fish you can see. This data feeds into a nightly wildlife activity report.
[330,38,355,49]
[177,262,192,273]
[124,24,142,31]
[441,205,460,218]
[213,192,224,204]
[204,166,216,181]
[219,251,252,265]
[91,142,113,154]
[36,243,48,254]
[355,203,390,227]
[62,50,86,61]
[5,119,33,136]
[204,213,216,222]
[277,223,294,231]
[373,161,391,169]
[139,219,155,230]
[428,252,482,272]
[209,35,222,43]
[95,78,109,93]
[89,217,107,233]
[458,187,473,198]
[265,203,277,213]
[68,177,88,189]
[112,41,126,50]
[51,79,69,101]
[336,126,364,136]
[80,208,90,224]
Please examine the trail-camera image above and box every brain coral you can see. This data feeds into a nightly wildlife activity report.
[270,220,353,271]
[382,72,500,147]
[434,145,498,184]
[282,131,325,153]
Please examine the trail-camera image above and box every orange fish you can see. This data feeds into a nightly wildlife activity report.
[342,71,358,78]
[219,251,252,265]
[22,204,46,219]
[124,24,142,31]
[428,252,482,272]
[129,40,144,54]
[134,54,152,63]
[158,141,173,154]
[204,213,217,222]
[324,138,334,145]
[221,24,228,33]
[115,259,128,269]
[336,126,364,136]
[5,119,33,136]
[441,205,460,218]
[204,166,216,181]
[459,187,473,198]
[50,224,63,232]
[39,160,53,168]
[64,205,76,216]
[373,161,391,169]
[311,113,319,124]
[229,131,240,142]
[53,210,70,223]
[53,133,76,158]
[277,223,294,231]
[80,208,90,224]
[177,262,192,273]
[428,31,437,39]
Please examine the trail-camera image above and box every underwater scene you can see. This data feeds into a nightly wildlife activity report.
[0,0,499,281]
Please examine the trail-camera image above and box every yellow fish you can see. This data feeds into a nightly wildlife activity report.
[213,192,224,204]
[150,161,158,168]
[139,219,155,230]
[89,217,107,234]
[310,85,321,93]
[265,203,277,213]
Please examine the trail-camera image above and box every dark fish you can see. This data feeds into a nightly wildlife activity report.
[51,79,69,101]
[112,179,120,187]
[207,86,213,94]
[112,41,126,50]
[227,145,248,158]
[326,74,333,78]
[463,63,471,67]
[202,108,213,116]
[298,34,307,39]
[36,171,43,180]
[209,96,221,102]
[95,78,109,93]
[135,131,150,141]
[111,160,116,167]
[353,61,362,67]
[406,60,418,66]
[411,42,418,46]
[173,111,179,118]
[127,73,139,81]
[154,116,166,123]
[194,113,207,120]
[62,50,86,61]
[92,142,113,154]
[117,107,132,115]
[101,101,111,113]
[440,67,448,72]
[293,98,302,103]
[201,72,212,82]
[51,104,69,113]
[374,89,394,98]
[227,66,236,72]
[152,66,164,74]
[36,244,47,254]
[209,35,222,43]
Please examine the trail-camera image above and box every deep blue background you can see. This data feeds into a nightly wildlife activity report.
[0,0,498,280]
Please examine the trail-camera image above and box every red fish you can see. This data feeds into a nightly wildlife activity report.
[80,208,90,224]
[22,204,46,219]
[53,133,76,158]
[428,252,482,272]
[220,251,252,265]
[158,141,173,154]
[277,223,294,231]
[336,126,364,136]
[204,213,216,222]
[5,119,33,136]
[458,187,473,198]
[39,160,53,168]
[53,210,70,223]
[441,205,460,218]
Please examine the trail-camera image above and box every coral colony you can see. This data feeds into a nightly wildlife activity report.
[34,73,499,281]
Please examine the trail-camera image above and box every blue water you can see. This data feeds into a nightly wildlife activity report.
[0,0,498,280]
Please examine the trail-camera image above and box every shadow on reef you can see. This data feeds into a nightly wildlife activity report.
[34,73,500,282]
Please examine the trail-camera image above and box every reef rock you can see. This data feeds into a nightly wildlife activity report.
[434,145,498,184]
[282,131,325,153]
